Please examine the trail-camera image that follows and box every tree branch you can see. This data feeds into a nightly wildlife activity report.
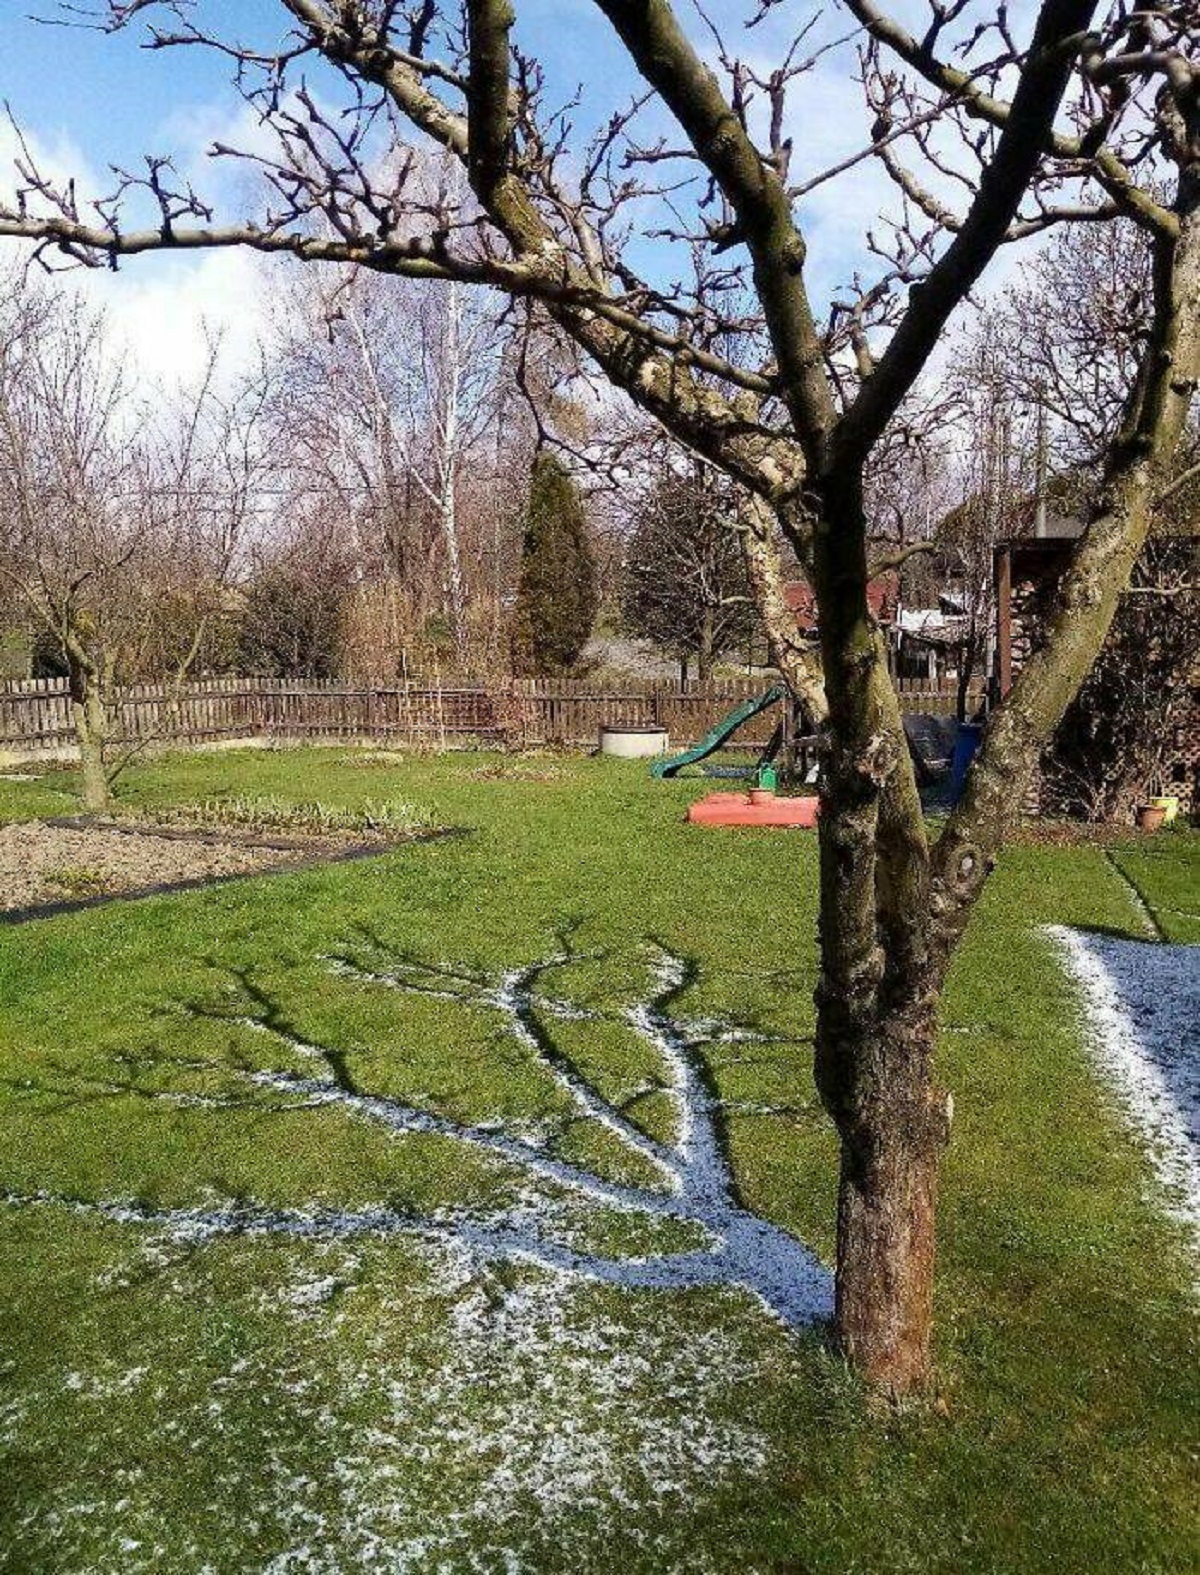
[466,0,516,209]
[842,0,1179,237]
[836,0,1101,467]
[591,0,836,468]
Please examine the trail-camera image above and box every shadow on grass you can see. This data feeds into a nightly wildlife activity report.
[1,925,834,1331]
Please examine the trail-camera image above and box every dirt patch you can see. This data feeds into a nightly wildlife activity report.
[464,756,564,783]
[1005,819,1166,848]
[0,818,428,922]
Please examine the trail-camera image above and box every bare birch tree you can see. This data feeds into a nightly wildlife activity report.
[2,0,1195,1393]
[268,245,513,672]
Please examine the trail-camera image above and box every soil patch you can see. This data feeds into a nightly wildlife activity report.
[0,818,441,923]
[1006,820,1167,848]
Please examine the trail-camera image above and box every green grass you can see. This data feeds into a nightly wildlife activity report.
[0,747,1197,1573]
[1107,829,1200,942]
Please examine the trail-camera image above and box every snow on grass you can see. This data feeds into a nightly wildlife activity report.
[2,1233,789,1572]
[1049,926,1200,1251]
[0,942,830,1570]
[319,1251,777,1570]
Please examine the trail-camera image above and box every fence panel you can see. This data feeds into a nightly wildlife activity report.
[0,673,981,755]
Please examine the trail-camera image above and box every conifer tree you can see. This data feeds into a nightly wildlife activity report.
[511,451,598,676]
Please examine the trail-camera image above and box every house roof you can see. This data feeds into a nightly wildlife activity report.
[896,607,969,645]
[783,575,899,634]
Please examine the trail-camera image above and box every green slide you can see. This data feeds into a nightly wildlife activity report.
[652,685,786,779]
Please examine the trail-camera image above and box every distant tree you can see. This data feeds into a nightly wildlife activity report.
[0,627,33,681]
[931,338,1036,720]
[266,239,516,674]
[1045,532,1199,820]
[622,467,756,682]
[238,525,352,680]
[510,452,598,676]
[0,276,258,812]
[974,216,1156,473]
[954,220,1200,788]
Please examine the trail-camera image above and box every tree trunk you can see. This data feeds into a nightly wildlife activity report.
[440,465,467,662]
[697,607,715,683]
[826,1009,946,1392]
[955,618,977,724]
[67,653,111,815]
[438,281,469,664]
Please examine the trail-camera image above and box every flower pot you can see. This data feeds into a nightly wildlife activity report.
[1148,795,1179,825]
[1136,804,1166,833]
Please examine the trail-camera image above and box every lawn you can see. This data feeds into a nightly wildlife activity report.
[0,748,1196,1573]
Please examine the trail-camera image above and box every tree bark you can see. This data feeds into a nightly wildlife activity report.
[815,751,946,1388]
[698,606,715,683]
[740,493,946,1389]
[66,648,111,815]
[823,1001,947,1391]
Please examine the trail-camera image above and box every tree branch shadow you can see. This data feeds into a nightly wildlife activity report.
[1,926,834,1330]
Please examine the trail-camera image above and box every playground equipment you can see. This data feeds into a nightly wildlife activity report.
[687,788,819,828]
[652,684,792,780]
[653,684,821,827]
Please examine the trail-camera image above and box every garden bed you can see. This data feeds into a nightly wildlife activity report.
[0,816,440,922]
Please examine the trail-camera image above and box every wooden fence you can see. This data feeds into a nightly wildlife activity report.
[0,673,981,758]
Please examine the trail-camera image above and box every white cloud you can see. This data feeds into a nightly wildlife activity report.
[0,116,99,212]
[101,248,265,388]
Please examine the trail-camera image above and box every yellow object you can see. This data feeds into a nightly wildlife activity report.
[1149,796,1179,825]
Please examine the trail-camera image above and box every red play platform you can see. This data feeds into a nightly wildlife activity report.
[687,790,820,828]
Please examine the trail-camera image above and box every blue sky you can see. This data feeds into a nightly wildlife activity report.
[0,1,1012,381]
[4,3,649,169]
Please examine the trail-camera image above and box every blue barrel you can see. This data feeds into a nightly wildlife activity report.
[948,722,984,805]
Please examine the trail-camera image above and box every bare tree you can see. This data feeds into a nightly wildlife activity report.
[935,337,1037,718]
[976,215,1160,473]
[0,274,260,809]
[266,240,519,675]
[237,511,355,680]
[2,0,1196,1393]
[622,459,758,683]
[0,283,143,810]
[1046,531,1199,818]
